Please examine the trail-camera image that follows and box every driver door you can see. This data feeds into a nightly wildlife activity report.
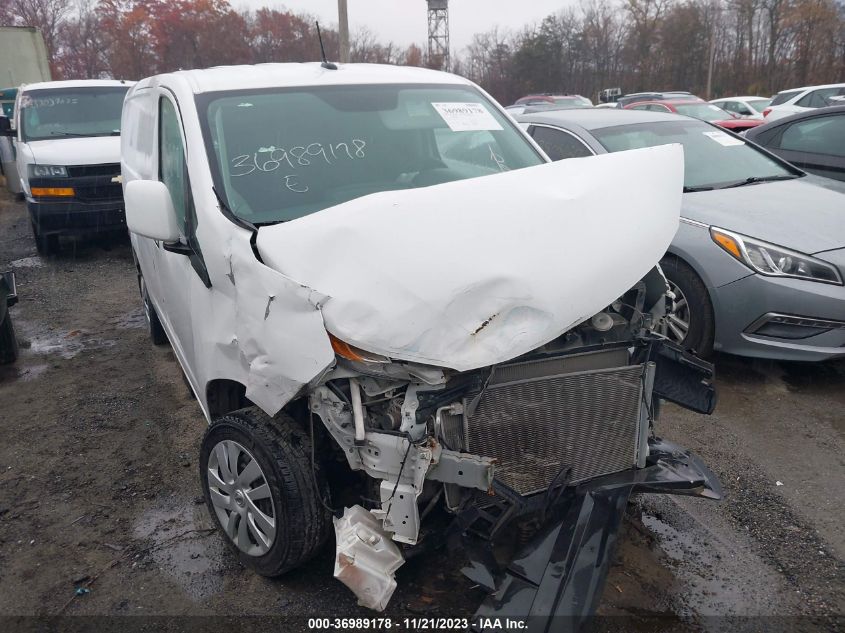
[153,93,202,385]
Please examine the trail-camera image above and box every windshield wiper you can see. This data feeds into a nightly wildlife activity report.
[683,185,714,192]
[49,131,88,137]
[718,174,799,189]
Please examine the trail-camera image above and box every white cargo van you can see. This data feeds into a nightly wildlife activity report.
[7,79,133,254]
[120,62,719,620]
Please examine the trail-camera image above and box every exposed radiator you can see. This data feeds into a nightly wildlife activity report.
[440,349,652,496]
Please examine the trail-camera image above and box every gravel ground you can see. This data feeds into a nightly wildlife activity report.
[0,187,842,630]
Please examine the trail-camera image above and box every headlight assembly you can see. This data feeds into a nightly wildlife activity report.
[328,333,390,364]
[711,227,842,285]
[28,164,68,178]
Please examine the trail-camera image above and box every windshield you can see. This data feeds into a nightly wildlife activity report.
[673,103,729,121]
[770,90,802,106]
[747,98,772,112]
[198,84,543,224]
[20,86,129,141]
[592,120,796,190]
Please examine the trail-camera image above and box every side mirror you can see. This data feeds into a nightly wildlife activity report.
[124,179,181,242]
[0,117,13,136]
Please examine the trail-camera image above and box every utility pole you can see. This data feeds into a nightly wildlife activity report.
[338,0,350,63]
[705,1,718,99]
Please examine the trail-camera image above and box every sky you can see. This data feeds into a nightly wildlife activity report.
[236,0,571,52]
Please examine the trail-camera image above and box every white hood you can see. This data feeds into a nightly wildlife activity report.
[256,144,683,372]
[27,135,120,166]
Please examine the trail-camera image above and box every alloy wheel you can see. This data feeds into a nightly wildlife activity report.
[665,280,691,344]
[207,440,277,556]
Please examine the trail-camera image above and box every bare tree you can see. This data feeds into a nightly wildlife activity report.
[9,0,70,58]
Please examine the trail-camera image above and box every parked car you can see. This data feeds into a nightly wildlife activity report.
[745,106,845,182]
[763,83,845,121]
[121,63,719,623]
[1,79,133,254]
[508,102,590,116]
[597,87,622,104]
[517,108,845,362]
[615,91,703,108]
[709,95,772,120]
[624,99,763,132]
[0,271,18,364]
[514,93,593,107]
[0,88,23,195]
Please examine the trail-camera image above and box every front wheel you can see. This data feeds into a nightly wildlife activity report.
[0,311,18,364]
[138,273,168,345]
[199,407,331,577]
[659,256,715,358]
[30,220,58,256]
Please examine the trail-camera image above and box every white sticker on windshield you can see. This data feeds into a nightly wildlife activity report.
[431,102,503,132]
[702,130,744,147]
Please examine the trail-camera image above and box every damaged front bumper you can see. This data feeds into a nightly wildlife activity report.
[469,437,721,632]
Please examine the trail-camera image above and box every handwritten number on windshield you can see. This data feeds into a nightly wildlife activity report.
[230,139,367,181]
[283,175,308,193]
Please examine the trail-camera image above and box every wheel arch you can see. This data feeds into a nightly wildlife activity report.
[663,245,714,289]
[206,378,251,419]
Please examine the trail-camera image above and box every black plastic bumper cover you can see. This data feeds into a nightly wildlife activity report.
[28,198,126,235]
[471,437,721,633]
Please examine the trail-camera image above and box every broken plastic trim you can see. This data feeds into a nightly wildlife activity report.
[468,438,721,632]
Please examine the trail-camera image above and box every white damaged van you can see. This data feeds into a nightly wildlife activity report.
[121,63,720,623]
[11,79,132,254]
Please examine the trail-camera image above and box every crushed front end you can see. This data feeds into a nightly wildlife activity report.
[308,265,720,621]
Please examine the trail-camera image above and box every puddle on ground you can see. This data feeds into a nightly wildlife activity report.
[641,499,783,622]
[0,362,48,383]
[27,329,116,359]
[9,256,44,269]
[133,498,228,601]
[113,308,147,330]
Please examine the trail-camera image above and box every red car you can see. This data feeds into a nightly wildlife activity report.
[624,99,764,131]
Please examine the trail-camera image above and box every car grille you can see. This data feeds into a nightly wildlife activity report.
[74,182,123,202]
[440,348,650,496]
[66,163,120,178]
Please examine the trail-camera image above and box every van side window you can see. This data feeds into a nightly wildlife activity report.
[159,98,187,233]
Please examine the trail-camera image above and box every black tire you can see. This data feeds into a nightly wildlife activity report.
[660,256,715,358]
[139,274,168,345]
[0,312,19,365]
[31,220,58,256]
[199,406,331,577]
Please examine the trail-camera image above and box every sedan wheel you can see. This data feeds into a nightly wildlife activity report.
[665,280,691,344]
[659,256,715,358]
[207,439,276,557]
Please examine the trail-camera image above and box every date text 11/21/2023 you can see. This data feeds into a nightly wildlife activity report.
[307,617,528,630]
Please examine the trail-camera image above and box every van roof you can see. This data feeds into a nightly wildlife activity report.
[21,79,134,92]
[137,63,471,94]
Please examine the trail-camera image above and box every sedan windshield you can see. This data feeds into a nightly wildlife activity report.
[673,103,730,122]
[20,87,129,141]
[592,120,797,190]
[198,84,543,224]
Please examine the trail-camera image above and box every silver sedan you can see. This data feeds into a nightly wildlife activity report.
[517,108,845,361]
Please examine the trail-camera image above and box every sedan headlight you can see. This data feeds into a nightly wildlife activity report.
[28,164,67,178]
[711,227,842,285]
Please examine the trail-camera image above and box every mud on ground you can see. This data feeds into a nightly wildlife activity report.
[0,188,842,629]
